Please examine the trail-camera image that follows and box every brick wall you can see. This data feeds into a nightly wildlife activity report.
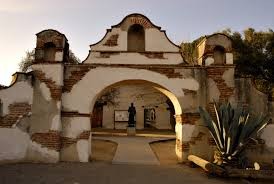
[63,64,184,93]
[206,67,234,102]
[31,130,61,151]
[103,34,119,46]
[181,113,200,125]
[63,66,96,92]
[34,70,62,101]
[0,102,31,127]
[61,130,91,149]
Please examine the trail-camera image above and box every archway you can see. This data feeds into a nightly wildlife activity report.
[61,67,200,162]
[89,79,183,164]
[90,80,182,131]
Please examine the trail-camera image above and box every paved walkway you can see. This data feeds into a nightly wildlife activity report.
[1,162,267,184]
[94,136,172,165]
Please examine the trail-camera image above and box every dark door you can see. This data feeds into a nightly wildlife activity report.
[144,108,156,128]
[91,105,103,128]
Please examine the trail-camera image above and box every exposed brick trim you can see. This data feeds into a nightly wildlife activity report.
[61,130,91,149]
[182,113,200,125]
[183,89,197,95]
[148,68,182,78]
[140,52,165,59]
[31,130,61,151]
[63,66,96,92]
[129,16,154,29]
[206,102,217,123]
[0,102,31,128]
[33,70,62,101]
[77,131,90,139]
[61,137,76,148]
[63,64,182,92]
[176,139,190,152]
[93,51,181,54]
[103,34,119,46]
[61,111,90,117]
[33,60,63,64]
[98,52,120,58]
[206,67,234,102]
[65,63,235,69]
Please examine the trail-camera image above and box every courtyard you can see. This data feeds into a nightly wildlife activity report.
[0,135,273,184]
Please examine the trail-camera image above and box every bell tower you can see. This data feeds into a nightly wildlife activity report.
[28,29,69,162]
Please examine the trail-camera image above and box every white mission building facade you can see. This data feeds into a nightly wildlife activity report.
[0,14,273,165]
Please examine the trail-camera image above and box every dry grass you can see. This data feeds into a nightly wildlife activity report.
[150,139,178,165]
[91,139,118,162]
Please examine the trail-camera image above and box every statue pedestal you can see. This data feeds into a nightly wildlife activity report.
[127,126,136,136]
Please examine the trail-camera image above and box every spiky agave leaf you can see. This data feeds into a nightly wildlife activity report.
[220,103,230,153]
[213,103,222,138]
[226,107,243,155]
[199,103,270,167]
[233,114,270,156]
[199,107,224,152]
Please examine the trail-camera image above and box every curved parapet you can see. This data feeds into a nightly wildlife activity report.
[84,13,184,65]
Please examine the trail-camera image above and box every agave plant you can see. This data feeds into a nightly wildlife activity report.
[199,102,270,167]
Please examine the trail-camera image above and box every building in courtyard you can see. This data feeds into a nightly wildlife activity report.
[0,14,273,165]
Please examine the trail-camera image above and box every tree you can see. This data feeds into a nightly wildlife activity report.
[19,49,80,72]
[180,36,205,64]
[227,28,274,95]
[220,28,274,79]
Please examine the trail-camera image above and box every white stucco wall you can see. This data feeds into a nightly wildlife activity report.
[0,81,33,115]
[62,67,199,115]
[90,28,127,51]
[85,52,183,65]
[0,128,29,162]
[55,51,64,62]
[145,28,179,52]
[205,57,214,66]
[61,117,91,162]
[32,64,64,85]
[89,27,179,53]
[207,78,220,101]
[0,127,59,163]
[62,117,90,138]
[226,53,233,64]
[261,124,274,148]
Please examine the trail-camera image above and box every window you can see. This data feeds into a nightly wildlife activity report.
[128,24,145,52]
[213,46,226,64]
[44,42,56,61]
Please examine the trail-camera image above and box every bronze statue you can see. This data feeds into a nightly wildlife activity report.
[128,103,136,127]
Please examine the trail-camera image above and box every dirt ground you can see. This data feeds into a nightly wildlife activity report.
[1,162,273,184]
[90,139,117,162]
[1,138,273,184]
[150,139,178,165]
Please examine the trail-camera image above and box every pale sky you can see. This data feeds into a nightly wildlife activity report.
[0,0,274,85]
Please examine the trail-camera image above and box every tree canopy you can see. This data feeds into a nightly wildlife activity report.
[19,49,80,72]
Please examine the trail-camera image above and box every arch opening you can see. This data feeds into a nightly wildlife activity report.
[90,80,182,131]
[43,42,56,61]
[213,45,226,64]
[128,24,145,52]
